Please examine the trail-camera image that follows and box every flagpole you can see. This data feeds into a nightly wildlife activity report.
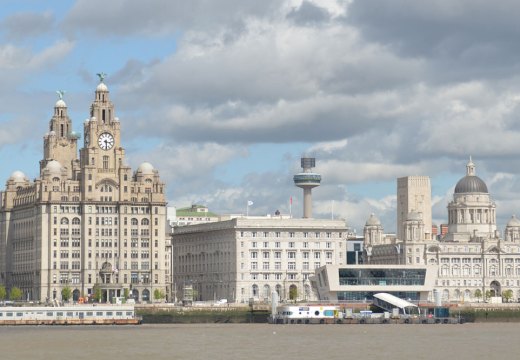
[289,196,292,218]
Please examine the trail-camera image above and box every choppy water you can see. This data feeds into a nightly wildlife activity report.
[0,323,517,360]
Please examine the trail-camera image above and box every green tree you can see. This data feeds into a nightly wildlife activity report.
[0,285,6,301]
[9,287,22,301]
[92,285,102,302]
[502,289,514,303]
[153,289,165,302]
[123,288,130,300]
[289,286,298,301]
[474,289,482,302]
[61,286,72,302]
[485,290,493,301]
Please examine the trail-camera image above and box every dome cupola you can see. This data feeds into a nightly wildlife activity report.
[454,157,488,194]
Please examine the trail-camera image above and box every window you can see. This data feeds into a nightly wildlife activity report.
[251,252,258,259]
[288,251,296,259]
[289,242,295,248]
[288,262,296,270]
[251,262,258,270]
[103,156,109,169]
[263,252,270,259]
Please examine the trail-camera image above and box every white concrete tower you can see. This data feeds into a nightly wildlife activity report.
[293,157,321,218]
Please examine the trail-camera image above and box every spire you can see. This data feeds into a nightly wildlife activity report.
[466,156,475,176]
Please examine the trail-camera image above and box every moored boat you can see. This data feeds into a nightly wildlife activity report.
[0,305,141,325]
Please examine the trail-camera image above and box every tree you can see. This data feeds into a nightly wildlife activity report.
[485,290,493,301]
[502,289,514,303]
[153,289,165,302]
[289,286,298,301]
[123,288,130,300]
[92,285,102,302]
[0,285,6,301]
[61,286,72,302]
[474,289,482,302]
[9,287,22,301]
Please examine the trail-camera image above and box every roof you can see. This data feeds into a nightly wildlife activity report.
[176,206,219,217]
[454,175,488,194]
[373,292,418,309]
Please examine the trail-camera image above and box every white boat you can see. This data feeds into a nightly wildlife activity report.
[0,305,141,325]
[272,305,342,324]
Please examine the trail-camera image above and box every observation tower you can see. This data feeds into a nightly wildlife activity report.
[293,157,321,218]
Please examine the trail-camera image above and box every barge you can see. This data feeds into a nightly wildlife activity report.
[271,304,462,324]
[0,305,141,325]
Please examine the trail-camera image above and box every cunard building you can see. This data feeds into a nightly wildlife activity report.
[0,75,167,303]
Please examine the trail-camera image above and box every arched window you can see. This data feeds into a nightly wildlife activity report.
[275,284,282,298]
[60,218,69,225]
[252,284,259,298]
[442,289,449,301]
[131,218,138,226]
[141,218,150,226]
[263,284,270,299]
[72,217,80,225]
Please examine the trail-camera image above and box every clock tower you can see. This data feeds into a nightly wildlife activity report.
[80,74,131,203]
[0,74,168,303]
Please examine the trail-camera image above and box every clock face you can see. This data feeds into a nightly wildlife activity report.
[98,132,114,150]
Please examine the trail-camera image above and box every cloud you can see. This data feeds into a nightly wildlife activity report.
[0,11,55,41]
[347,0,520,82]
[63,0,281,36]
[0,40,74,71]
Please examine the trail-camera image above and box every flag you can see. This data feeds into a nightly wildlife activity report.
[247,200,254,206]
[290,196,292,205]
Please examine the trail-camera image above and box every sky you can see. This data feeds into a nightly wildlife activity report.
[2,0,520,234]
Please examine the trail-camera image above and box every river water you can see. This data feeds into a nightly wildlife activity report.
[0,323,516,360]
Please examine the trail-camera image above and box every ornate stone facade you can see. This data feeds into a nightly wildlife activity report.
[364,158,520,303]
[0,78,167,303]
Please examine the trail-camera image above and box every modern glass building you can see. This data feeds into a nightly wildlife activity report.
[312,264,436,303]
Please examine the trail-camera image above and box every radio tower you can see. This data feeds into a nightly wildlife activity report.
[293,157,321,218]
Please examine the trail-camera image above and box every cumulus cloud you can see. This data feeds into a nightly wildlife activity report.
[4,0,520,233]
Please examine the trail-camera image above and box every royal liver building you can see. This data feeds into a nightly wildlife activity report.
[0,76,167,302]
[365,158,520,303]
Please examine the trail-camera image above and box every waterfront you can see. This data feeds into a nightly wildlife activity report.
[0,323,518,360]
